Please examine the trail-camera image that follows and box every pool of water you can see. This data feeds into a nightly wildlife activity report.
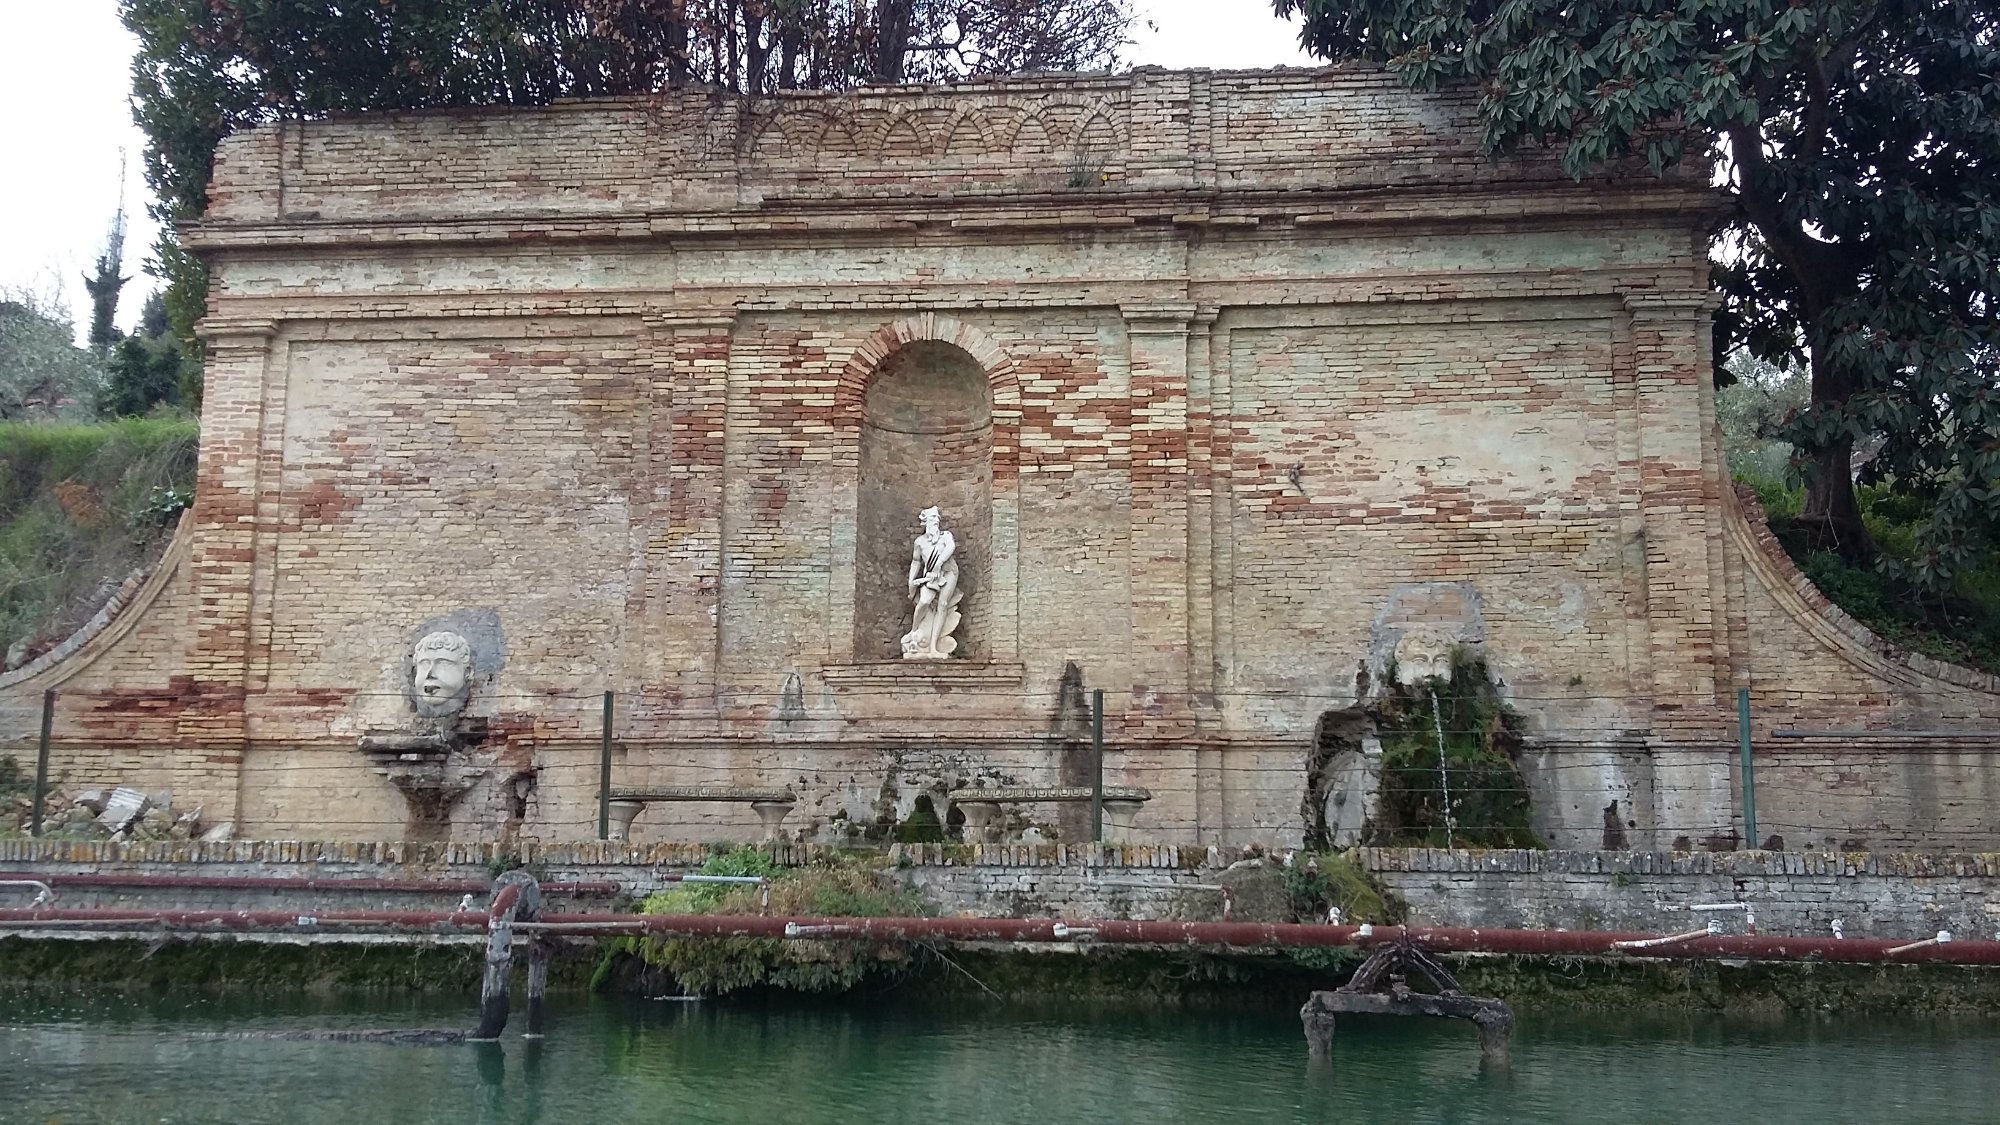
[4,989,1997,1123]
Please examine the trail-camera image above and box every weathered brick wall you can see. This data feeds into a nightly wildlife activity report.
[4,840,1993,942]
[0,67,1993,849]
[1363,848,2000,941]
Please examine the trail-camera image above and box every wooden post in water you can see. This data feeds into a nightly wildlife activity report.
[524,939,552,1039]
[471,870,542,1041]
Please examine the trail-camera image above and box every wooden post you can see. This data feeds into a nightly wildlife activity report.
[598,691,614,840]
[1090,688,1104,843]
[30,690,53,837]
[524,939,552,1039]
[470,870,541,1041]
[1301,993,1337,1060]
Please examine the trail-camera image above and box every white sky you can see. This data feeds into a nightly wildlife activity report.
[0,1,1314,342]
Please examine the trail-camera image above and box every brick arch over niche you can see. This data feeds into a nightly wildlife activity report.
[829,316,1021,665]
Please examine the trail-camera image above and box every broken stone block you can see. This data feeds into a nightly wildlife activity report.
[95,787,149,834]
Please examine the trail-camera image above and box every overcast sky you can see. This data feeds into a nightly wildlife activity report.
[0,1,1315,340]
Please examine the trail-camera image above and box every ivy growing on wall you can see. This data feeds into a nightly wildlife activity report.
[1372,653,1541,849]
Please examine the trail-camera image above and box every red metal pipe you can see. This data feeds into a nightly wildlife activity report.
[3,907,1998,966]
[486,882,523,925]
[4,873,618,896]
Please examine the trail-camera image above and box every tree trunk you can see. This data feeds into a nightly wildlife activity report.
[872,0,915,83]
[1795,346,1873,561]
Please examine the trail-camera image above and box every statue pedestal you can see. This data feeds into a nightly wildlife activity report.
[821,661,1025,688]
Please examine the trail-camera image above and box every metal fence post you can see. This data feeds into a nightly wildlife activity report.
[1091,688,1104,843]
[598,690,614,841]
[30,690,53,837]
[1737,687,1758,847]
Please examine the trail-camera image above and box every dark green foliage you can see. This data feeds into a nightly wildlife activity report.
[603,847,930,997]
[98,294,195,420]
[1746,474,2000,672]
[1371,654,1540,848]
[1279,0,2000,582]
[0,417,197,662]
[121,0,1135,358]
[1280,851,1403,924]
[893,794,946,844]
[98,335,192,419]
[0,936,605,992]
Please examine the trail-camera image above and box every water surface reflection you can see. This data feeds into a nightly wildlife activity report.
[4,989,1995,1123]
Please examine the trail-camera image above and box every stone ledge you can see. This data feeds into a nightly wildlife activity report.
[1358,847,2000,878]
[947,786,1151,803]
[0,838,1206,871]
[820,661,1026,688]
[609,786,793,803]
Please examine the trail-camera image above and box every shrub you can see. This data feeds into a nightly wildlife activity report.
[610,847,931,996]
[1281,851,1402,924]
[1371,654,1541,849]
[0,417,196,661]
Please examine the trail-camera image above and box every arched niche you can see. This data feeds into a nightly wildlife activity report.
[826,315,1021,669]
[854,341,994,658]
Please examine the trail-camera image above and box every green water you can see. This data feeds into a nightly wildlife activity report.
[4,989,1997,1124]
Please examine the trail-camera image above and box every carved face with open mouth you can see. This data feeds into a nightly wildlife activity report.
[411,631,473,718]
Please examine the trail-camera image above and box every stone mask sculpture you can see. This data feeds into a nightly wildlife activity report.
[411,630,474,718]
[901,505,963,659]
[1392,625,1458,687]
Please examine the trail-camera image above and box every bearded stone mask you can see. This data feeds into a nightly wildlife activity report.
[411,631,473,718]
[1392,626,1458,687]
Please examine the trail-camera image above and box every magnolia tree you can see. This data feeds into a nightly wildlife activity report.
[1277,0,2000,580]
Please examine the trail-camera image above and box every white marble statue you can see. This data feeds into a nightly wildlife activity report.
[900,506,963,659]
[411,630,474,718]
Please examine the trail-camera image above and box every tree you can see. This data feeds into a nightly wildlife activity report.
[98,293,193,419]
[0,290,102,422]
[123,0,1133,359]
[82,158,131,356]
[1277,0,2000,580]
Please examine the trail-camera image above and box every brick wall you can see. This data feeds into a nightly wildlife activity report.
[4,840,1993,943]
[1363,848,2000,940]
[0,67,1992,849]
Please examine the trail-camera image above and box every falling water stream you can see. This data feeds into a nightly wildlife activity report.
[1429,685,1456,846]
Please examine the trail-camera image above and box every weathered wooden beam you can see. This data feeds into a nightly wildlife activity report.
[469,871,541,1041]
[1301,989,1514,1064]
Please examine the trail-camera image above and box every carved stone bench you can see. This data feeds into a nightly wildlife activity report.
[606,786,796,842]
[946,786,1151,843]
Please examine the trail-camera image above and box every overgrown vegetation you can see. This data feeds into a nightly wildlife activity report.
[1742,474,2000,673]
[0,293,103,423]
[1280,851,1402,925]
[597,846,931,997]
[0,417,197,665]
[0,755,27,840]
[1372,655,1540,849]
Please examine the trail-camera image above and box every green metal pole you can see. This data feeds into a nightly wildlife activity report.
[1737,687,1757,847]
[598,690,614,841]
[1090,688,1104,843]
[30,690,53,837]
